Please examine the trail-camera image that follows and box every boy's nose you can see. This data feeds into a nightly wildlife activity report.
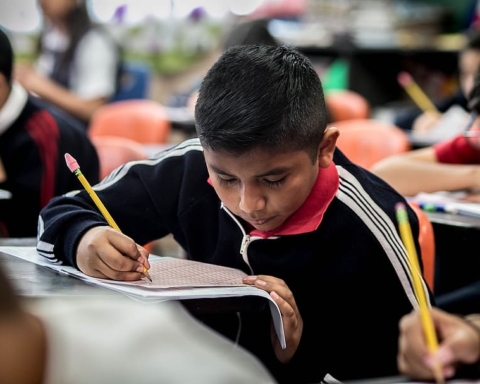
[239,186,266,213]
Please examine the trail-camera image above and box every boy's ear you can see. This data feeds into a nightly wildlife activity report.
[317,126,339,168]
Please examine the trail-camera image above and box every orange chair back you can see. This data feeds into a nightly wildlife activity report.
[408,202,436,292]
[89,100,171,144]
[91,136,148,180]
[332,119,411,170]
[325,90,370,122]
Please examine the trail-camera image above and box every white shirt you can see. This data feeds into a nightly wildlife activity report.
[0,82,28,135]
[29,298,277,384]
[36,27,118,99]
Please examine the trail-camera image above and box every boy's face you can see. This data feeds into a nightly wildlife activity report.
[203,129,338,232]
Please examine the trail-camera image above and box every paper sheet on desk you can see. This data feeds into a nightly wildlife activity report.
[410,191,480,219]
[0,246,286,348]
[409,105,469,145]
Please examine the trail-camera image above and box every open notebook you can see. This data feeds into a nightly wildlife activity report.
[0,246,285,348]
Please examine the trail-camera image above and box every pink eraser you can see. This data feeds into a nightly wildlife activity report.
[65,153,79,172]
[395,202,406,211]
[397,72,412,87]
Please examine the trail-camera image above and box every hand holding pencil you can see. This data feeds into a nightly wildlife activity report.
[65,153,152,282]
[395,202,444,384]
[398,307,480,381]
[398,71,439,114]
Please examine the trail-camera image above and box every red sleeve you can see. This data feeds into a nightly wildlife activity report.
[433,135,480,164]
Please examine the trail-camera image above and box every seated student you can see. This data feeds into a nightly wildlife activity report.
[15,0,121,127]
[37,45,428,383]
[371,63,480,201]
[394,30,480,133]
[0,28,99,237]
[0,262,277,384]
[398,307,480,381]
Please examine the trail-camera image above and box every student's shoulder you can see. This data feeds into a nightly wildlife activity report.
[334,148,406,205]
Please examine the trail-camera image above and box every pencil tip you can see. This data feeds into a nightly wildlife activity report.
[143,268,152,282]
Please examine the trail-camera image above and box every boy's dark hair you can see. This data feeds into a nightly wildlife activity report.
[0,28,13,84]
[195,45,328,162]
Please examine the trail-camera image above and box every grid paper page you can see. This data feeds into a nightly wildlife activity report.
[106,257,248,289]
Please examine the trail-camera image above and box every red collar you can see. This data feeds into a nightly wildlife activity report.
[207,162,339,238]
[250,162,339,238]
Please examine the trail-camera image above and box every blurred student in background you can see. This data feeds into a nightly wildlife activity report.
[0,27,99,237]
[15,0,121,127]
[371,62,480,202]
[0,262,277,384]
[398,307,480,381]
[394,30,480,133]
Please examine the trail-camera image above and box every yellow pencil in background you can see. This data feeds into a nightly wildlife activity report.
[395,202,443,384]
[64,153,152,282]
[398,71,439,114]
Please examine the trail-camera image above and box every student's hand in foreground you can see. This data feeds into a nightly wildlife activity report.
[242,275,303,363]
[398,307,480,380]
[76,226,151,281]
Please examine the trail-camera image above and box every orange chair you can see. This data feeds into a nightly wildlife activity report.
[408,202,436,292]
[331,119,411,170]
[325,90,370,122]
[91,135,148,180]
[89,100,171,144]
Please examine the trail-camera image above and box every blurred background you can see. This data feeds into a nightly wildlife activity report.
[1,0,478,108]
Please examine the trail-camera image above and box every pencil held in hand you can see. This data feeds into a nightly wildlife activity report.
[64,153,152,282]
[398,72,439,114]
[395,202,444,384]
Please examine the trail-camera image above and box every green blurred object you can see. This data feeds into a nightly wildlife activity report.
[321,59,349,91]
[125,50,207,76]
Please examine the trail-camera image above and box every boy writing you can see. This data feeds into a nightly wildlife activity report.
[37,45,428,383]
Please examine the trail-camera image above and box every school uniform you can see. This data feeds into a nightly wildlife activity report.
[31,298,276,384]
[37,138,430,383]
[37,27,120,101]
[0,83,99,237]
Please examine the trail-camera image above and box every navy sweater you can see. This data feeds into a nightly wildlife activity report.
[38,138,431,383]
[0,96,99,237]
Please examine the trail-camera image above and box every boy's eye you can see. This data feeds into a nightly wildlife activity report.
[216,176,237,185]
[264,177,285,188]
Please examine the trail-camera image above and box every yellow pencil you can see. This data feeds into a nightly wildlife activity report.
[398,72,439,114]
[64,153,152,282]
[395,202,443,384]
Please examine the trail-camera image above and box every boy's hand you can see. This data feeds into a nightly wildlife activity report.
[398,307,480,380]
[76,226,151,281]
[242,275,303,363]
